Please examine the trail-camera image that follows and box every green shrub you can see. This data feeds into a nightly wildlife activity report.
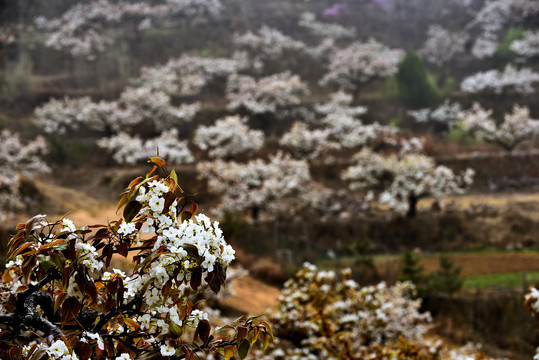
[0,52,32,104]
[444,121,480,145]
[46,134,88,164]
[495,27,525,61]
[428,255,463,295]
[396,50,439,109]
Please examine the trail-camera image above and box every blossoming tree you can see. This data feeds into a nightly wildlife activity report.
[320,39,404,98]
[460,65,539,95]
[34,0,224,60]
[0,157,271,359]
[196,153,313,221]
[459,103,539,151]
[342,147,475,217]
[0,130,50,222]
[193,116,265,160]
[256,263,436,359]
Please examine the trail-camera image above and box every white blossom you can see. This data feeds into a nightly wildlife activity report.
[343,148,474,215]
[298,12,355,39]
[226,72,309,115]
[510,30,539,58]
[97,129,194,165]
[461,64,539,94]
[460,103,539,151]
[197,153,313,218]
[320,39,404,91]
[0,130,49,221]
[419,25,468,66]
[35,0,223,59]
[194,116,264,159]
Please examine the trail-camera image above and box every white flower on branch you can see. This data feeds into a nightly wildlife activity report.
[270,264,432,358]
[233,25,308,71]
[314,92,396,149]
[135,55,246,97]
[466,0,539,59]
[34,90,199,135]
[408,100,462,127]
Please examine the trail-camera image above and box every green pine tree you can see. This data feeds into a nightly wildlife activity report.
[396,50,439,109]
[429,255,463,295]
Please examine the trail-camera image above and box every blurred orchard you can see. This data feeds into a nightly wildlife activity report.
[1,0,539,359]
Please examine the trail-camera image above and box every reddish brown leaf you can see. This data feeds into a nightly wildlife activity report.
[74,341,92,360]
[11,242,32,257]
[236,326,248,344]
[195,319,211,346]
[123,200,142,223]
[116,243,129,258]
[61,297,81,322]
[190,267,202,290]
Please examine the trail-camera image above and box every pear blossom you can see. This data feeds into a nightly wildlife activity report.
[460,65,539,94]
[226,72,309,115]
[320,39,404,92]
[460,103,539,151]
[97,129,194,165]
[343,148,474,217]
[194,116,265,159]
[35,0,223,59]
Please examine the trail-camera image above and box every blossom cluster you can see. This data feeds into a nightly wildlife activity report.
[233,25,308,71]
[466,0,538,59]
[226,72,309,114]
[314,92,396,149]
[97,128,194,164]
[0,130,50,221]
[194,115,265,159]
[510,30,539,58]
[134,54,246,98]
[298,12,356,39]
[197,152,312,218]
[407,99,463,127]
[460,64,539,94]
[0,162,272,360]
[266,263,434,359]
[419,25,468,66]
[320,39,404,90]
[34,0,223,59]
[279,122,336,160]
[460,103,539,151]
[34,89,199,136]
[342,147,474,215]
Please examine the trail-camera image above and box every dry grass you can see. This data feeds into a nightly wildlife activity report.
[221,275,281,315]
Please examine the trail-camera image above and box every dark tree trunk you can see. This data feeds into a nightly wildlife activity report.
[407,195,418,218]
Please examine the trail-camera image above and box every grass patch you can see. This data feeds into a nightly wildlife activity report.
[462,271,539,290]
